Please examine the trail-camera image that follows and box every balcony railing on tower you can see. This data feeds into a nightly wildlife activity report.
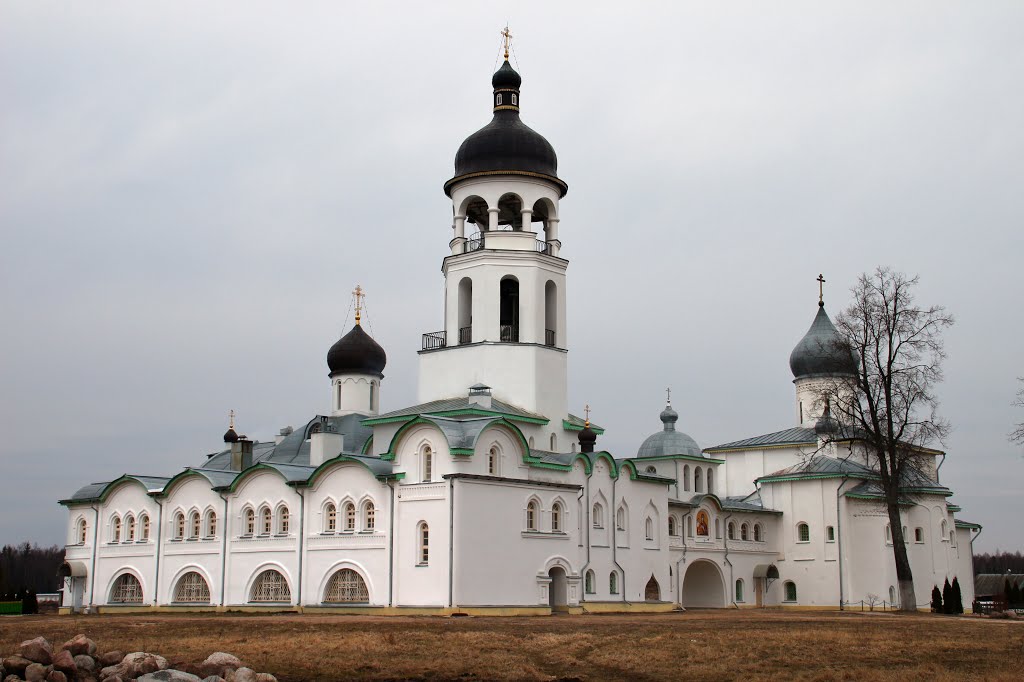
[499,324,519,343]
[459,326,472,344]
[422,331,446,350]
[460,232,551,255]
[545,329,556,347]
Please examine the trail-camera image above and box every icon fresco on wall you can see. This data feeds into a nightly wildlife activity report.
[696,510,709,536]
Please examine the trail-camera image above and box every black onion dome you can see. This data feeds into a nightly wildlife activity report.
[445,60,567,197]
[491,60,522,89]
[578,424,598,453]
[327,324,386,377]
[223,427,239,444]
[789,304,859,380]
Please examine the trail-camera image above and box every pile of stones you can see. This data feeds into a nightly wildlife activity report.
[1,636,277,682]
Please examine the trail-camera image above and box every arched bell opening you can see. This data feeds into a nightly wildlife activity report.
[499,276,520,343]
[544,280,557,347]
[460,195,489,229]
[497,193,524,230]
[457,277,473,344]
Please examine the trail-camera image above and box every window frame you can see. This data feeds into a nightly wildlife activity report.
[797,522,810,543]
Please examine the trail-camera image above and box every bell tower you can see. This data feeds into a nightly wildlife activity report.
[418,30,569,425]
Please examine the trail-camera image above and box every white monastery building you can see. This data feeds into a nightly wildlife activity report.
[59,45,979,615]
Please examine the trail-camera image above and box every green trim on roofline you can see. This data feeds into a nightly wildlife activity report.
[843,492,915,506]
[301,455,399,489]
[364,408,549,427]
[946,504,962,512]
[757,472,874,484]
[618,460,674,485]
[954,520,982,530]
[451,448,474,456]
[361,436,373,455]
[562,419,605,435]
[58,474,164,505]
[220,463,293,493]
[382,416,537,469]
[632,453,726,465]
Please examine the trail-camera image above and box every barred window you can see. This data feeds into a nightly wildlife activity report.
[249,569,291,603]
[125,515,135,542]
[261,507,272,535]
[323,568,369,603]
[175,512,185,539]
[110,573,143,603]
[344,502,356,532]
[190,511,201,538]
[207,511,217,538]
[173,571,211,603]
[797,523,810,543]
[244,508,255,535]
[325,503,337,532]
[552,502,563,532]
[278,506,290,534]
[112,515,121,543]
[140,514,150,541]
[363,501,375,531]
[418,522,429,565]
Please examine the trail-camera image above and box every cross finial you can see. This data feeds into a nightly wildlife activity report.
[501,25,513,61]
[584,404,591,428]
[229,409,235,430]
[817,274,826,306]
[353,285,365,325]
[666,387,672,407]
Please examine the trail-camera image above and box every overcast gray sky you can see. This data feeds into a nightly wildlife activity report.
[2,2,1021,553]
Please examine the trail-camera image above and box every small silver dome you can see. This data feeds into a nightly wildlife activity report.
[637,401,702,458]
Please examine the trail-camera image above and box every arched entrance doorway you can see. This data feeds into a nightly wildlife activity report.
[682,560,725,608]
[645,575,661,601]
[548,567,567,609]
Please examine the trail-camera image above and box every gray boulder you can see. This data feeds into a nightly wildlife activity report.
[136,671,201,682]
[225,669,256,682]
[25,663,53,682]
[19,639,54,666]
[75,654,98,672]
[63,635,98,657]
[254,675,277,682]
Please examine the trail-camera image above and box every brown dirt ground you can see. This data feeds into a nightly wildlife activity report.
[0,610,1022,681]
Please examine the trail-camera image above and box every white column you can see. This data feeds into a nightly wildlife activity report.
[488,207,500,232]
[546,218,561,256]
[519,208,532,233]
[451,215,467,254]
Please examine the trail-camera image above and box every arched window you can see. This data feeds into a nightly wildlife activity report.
[668,515,677,536]
[683,464,690,492]
[260,507,272,535]
[609,571,618,594]
[369,381,376,411]
[544,280,557,347]
[826,525,835,542]
[344,502,356,532]
[735,579,744,602]
[249,569,290,603]
[336,382,342,411]
[125,515,135,542]
[421,445,433,482]
[206,511,217,538]
[889,585,897,605]
[324,568,369,603]
[592,502,604,529]
[174,571,211,603]
[140,514,150,541]
[687,515,694,537]
[797,523,810,543]
[550,433,557,451]
[941,520,948,539]
[325,503,337,533]
[77,518,88,544]
[552,502,563,532]
[727,521,735,540]
[740,523,749,541]
[885,524,892,543]
[457,277,473,343]
[496,93,503,105]
[111,515,121,543]
[645,517,654,540]
[694,467,704,493]
[715,518,721,539]
[707,468,714,495]
[499,276,519,341]
[278,506,290,534]
[755,524,764,542]
[784,581,797,602]
[174,512,185,539]
[244,508,255,536]
[363,501,376,531]
[585,570,595,594]
[511,93,517,106]
[616,506,626,531]
[190,511,201,538]
[418,522,429,565]
[526,500,539,531]
[110,573,143,603]
[914,527,924,543]
[696,510,709,537]
[488,446,499,476]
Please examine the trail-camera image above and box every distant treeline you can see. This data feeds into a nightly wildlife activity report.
[0,543,64,594]
[974,551,1024,575]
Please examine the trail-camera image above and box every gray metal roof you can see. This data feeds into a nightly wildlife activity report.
[760,455,876,481]
[668,493,781,514]
[65,482,110,502]
[61,475,171,504]
[418,415,501,452]
[975,574,1023,597]
[529,448,577,466]
[706,427,818,452]
[637,404,702,458]
[370,397,548,423]
[564,413,605,434]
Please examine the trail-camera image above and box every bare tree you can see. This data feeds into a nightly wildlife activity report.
[1011,378,1024,445]
[819,268,953,612]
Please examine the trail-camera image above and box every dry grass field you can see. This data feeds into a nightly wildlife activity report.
[1,610,1022,681]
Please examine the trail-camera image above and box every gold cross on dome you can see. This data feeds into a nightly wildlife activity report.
[817,274,826,303]
[584,404,591,427]
[353,285,365,325]
[501,26,513,60]
[229,409,235,429]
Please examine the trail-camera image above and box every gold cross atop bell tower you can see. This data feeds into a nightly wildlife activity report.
[501,25,513,60]
[817,274,826,305]
[353,285,365,325]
